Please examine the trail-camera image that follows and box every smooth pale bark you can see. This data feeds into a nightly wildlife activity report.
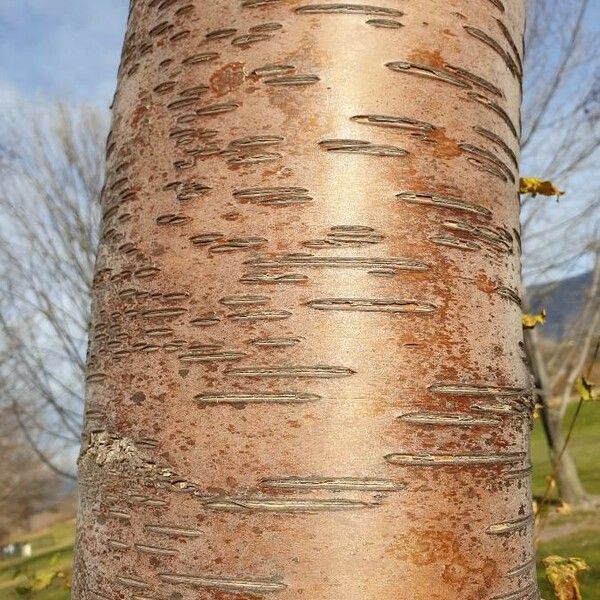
[74,1,535,599]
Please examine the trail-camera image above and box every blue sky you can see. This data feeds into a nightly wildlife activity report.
[0,0,128,108]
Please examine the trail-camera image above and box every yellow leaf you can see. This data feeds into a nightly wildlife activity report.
[556,501,571,515]
[575,376,595,401]
[522,309,546,329]
[30,574,55,592]
[519,177,565,198]
[542,555,589,600]
[30,571,66,592]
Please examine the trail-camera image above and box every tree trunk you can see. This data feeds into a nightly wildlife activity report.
[74,1,534,599]
[524,329,592,508]
[543,407,591,507]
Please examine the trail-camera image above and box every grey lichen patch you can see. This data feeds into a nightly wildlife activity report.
[78,431,198,494]
[80,431,151,469]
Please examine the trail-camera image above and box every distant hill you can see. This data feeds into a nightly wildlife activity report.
[527,270,593,340]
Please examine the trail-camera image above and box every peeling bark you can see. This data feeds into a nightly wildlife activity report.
[74,0,534,598]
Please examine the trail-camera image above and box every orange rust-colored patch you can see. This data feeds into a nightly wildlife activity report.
[475,272,498,294]
[408,48,445,68]
[427,127,462,159]
[210,62,245,97]
[131,103,149,128]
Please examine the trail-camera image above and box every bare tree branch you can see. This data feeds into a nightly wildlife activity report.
[0,104,105,477]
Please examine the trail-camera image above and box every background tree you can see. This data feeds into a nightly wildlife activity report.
[0,104,105,478]
[524,253,600,508]
[0,404,62,540]
[521,0,599,281]
[520,0,600,507]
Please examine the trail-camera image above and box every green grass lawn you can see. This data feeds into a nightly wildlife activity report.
[532,400,600,599]
[0,520,74,600]
[531,400,600,498]
[1,402,598,600]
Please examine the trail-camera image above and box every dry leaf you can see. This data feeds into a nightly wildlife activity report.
[542,555,589,600]
[522,309,546,329]
[519,177,565,198]
[575,376,595,401]
[556,501,572,515]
